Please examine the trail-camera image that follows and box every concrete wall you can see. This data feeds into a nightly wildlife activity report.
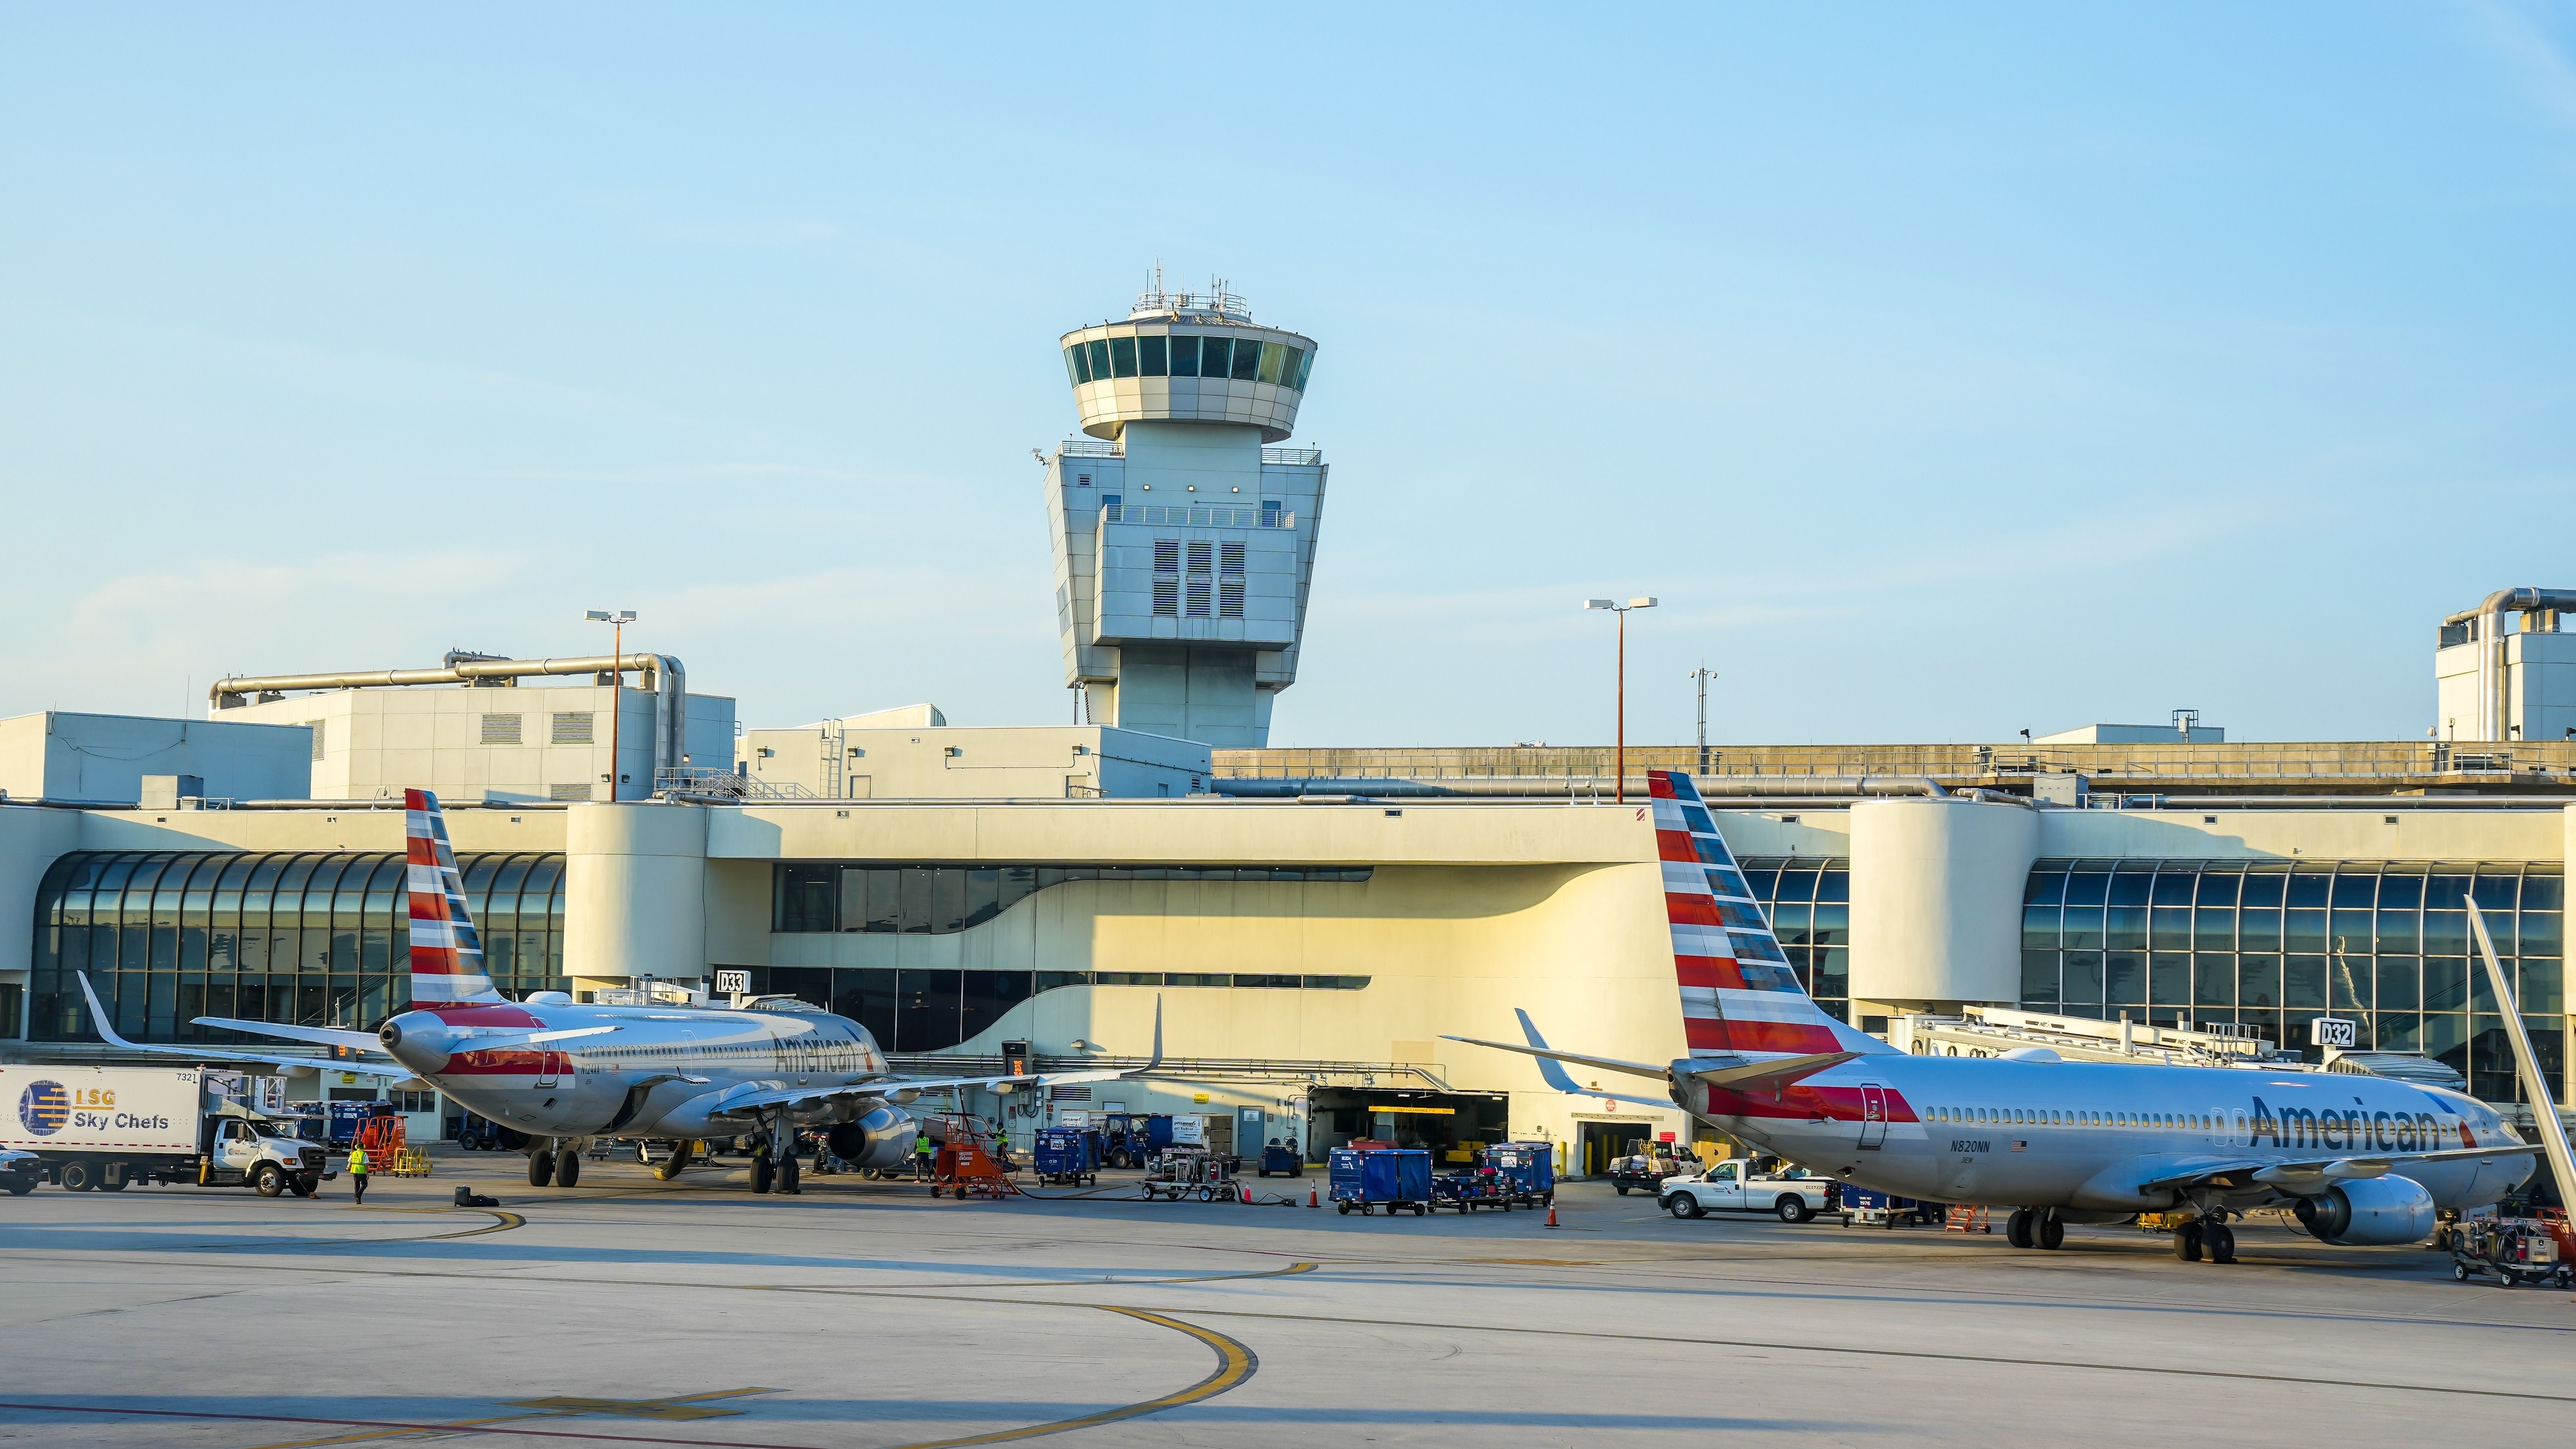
[0,712,312,803]
[1848,799,2039,1013]
[223,686,734,803]
[565,803,709,985]
[742,724,1211,801]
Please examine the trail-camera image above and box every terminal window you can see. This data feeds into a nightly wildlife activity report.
[773,862,1373,936]
[29,849,570,1044]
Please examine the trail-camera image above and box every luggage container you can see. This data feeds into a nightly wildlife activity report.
[1329,1147,1432,1216]
[1033,1126,1098,1187]
[1480,1141,1555,1207]
[1838,1186,1942,1228]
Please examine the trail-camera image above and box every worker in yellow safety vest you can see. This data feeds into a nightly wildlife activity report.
[347,1145,370,1204]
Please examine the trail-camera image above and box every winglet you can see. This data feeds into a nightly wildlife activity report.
[76,972,142,1051]
[1514,1008,1585,1095]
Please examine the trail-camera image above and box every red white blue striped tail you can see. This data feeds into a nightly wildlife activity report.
[1648,770,1892,1059]
[404,788,505,1006]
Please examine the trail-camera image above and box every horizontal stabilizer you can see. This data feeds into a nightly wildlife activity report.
[1687,1051,1860,1095]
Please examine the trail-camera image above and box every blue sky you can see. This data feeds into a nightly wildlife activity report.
[5,6,2574,745]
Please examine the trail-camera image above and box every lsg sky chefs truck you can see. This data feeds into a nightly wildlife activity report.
[0,1066,331,1196]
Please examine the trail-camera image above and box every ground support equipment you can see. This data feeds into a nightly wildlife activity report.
[2451,1216,2572,1288]
[1329,1147,1433,1217]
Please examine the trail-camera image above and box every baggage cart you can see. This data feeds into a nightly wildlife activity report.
[1839,1186,1942,1227]
[1033,1126,1098,1187]
[1432,1168,1511,1212]
[1256,1140,1304,1178]
[1481,1142,1555,1207]
[1329,1147,1432,1216]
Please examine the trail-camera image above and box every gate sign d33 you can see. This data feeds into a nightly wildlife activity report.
[715,970,750,996]
[2311,1016,2358,1049]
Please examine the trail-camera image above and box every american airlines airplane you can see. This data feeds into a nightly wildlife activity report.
[84,789,1154,1194]
[1449,771,2541,1262]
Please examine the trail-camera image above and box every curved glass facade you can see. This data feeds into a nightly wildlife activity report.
[1734,857,1853,1022]
[29,851,567,1044]
[1065,334,1312,390]
[773,862,1372,934]
[2020,858,2562,1103]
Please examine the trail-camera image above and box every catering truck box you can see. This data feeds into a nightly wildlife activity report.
[0,1065,330,1197]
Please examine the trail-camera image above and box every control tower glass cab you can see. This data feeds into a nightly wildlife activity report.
[1044,283,1327,750]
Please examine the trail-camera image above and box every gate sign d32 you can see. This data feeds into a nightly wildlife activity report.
[2311,1016,2358,1049]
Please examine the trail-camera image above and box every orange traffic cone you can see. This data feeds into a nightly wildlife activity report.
[1239,1183,1251,1204]
[1545,1201,1559,1229]
[1308,1184,1319,1208]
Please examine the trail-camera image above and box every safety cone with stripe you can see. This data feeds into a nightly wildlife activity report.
[1308,1183,1319,1208]
[1545,1200,1559,1229]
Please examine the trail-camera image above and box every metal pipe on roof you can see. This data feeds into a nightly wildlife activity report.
[209,652,692,791]
[1211,774,1958,800]
[2441,588,2576,742]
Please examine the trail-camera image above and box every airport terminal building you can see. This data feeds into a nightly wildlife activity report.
[4,289,2574,1171]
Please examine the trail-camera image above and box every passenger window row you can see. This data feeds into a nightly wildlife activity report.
[1067,333,1313,390]
[1930,1106,2218,1131]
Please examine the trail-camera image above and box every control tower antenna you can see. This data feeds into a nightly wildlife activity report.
[1041,281,1324,748]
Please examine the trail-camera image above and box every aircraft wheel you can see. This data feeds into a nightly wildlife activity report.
[778,1153,801,1195]
[527,1151,554,1188]
[2174,1223,2204,1262]
[554,1150,580,1189]
[751,1155,774,1194]
[2038,1214,2066,1251]
[2006,1208,2034,1248]
[2206,1223,2235,1263]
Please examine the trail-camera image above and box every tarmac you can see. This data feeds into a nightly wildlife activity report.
[2,1145,2569,1447]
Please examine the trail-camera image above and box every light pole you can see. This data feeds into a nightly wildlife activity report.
[1687,666,1717,777]
[585,609,636,800]
[1583,596,1658,801]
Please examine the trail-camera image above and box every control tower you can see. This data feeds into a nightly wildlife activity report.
[1044,282,1326,749]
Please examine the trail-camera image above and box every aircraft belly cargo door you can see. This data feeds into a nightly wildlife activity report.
[1858,1084,1887,1149]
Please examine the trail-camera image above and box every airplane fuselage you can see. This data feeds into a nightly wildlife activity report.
[378,999,889,1141]
[1677,1055,2532,1215]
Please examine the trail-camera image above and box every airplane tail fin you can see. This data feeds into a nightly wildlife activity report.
[404,788,506,1006]
[1648,770,1893,1058]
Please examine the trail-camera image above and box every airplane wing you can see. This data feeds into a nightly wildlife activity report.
[190,1017,385,1053]
[79,973,414,1080]
[1442,1008,1671,1083]
[698,997,1166,1119]
[2136,1142,2545,1195]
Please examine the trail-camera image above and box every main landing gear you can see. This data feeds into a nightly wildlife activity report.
[2176,1211,2236,1264]
[2006,1208,2067,1251]
[749,1113,801,1196]
[526,1139,583,1188]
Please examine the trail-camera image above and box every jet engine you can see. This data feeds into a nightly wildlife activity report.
[827,1106,918,1171]
[2293,1176,2435,1246]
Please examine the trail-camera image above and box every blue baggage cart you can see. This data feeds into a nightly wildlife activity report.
[1838,1185,1941,1227]
[1033,1126,1098,1186]
[1256,1140,1303,1178]
[1481,1141,1556,1207]
[1329,1147,1432,1216]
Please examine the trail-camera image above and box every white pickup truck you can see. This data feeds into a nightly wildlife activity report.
[1658,1157,1834,1223]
